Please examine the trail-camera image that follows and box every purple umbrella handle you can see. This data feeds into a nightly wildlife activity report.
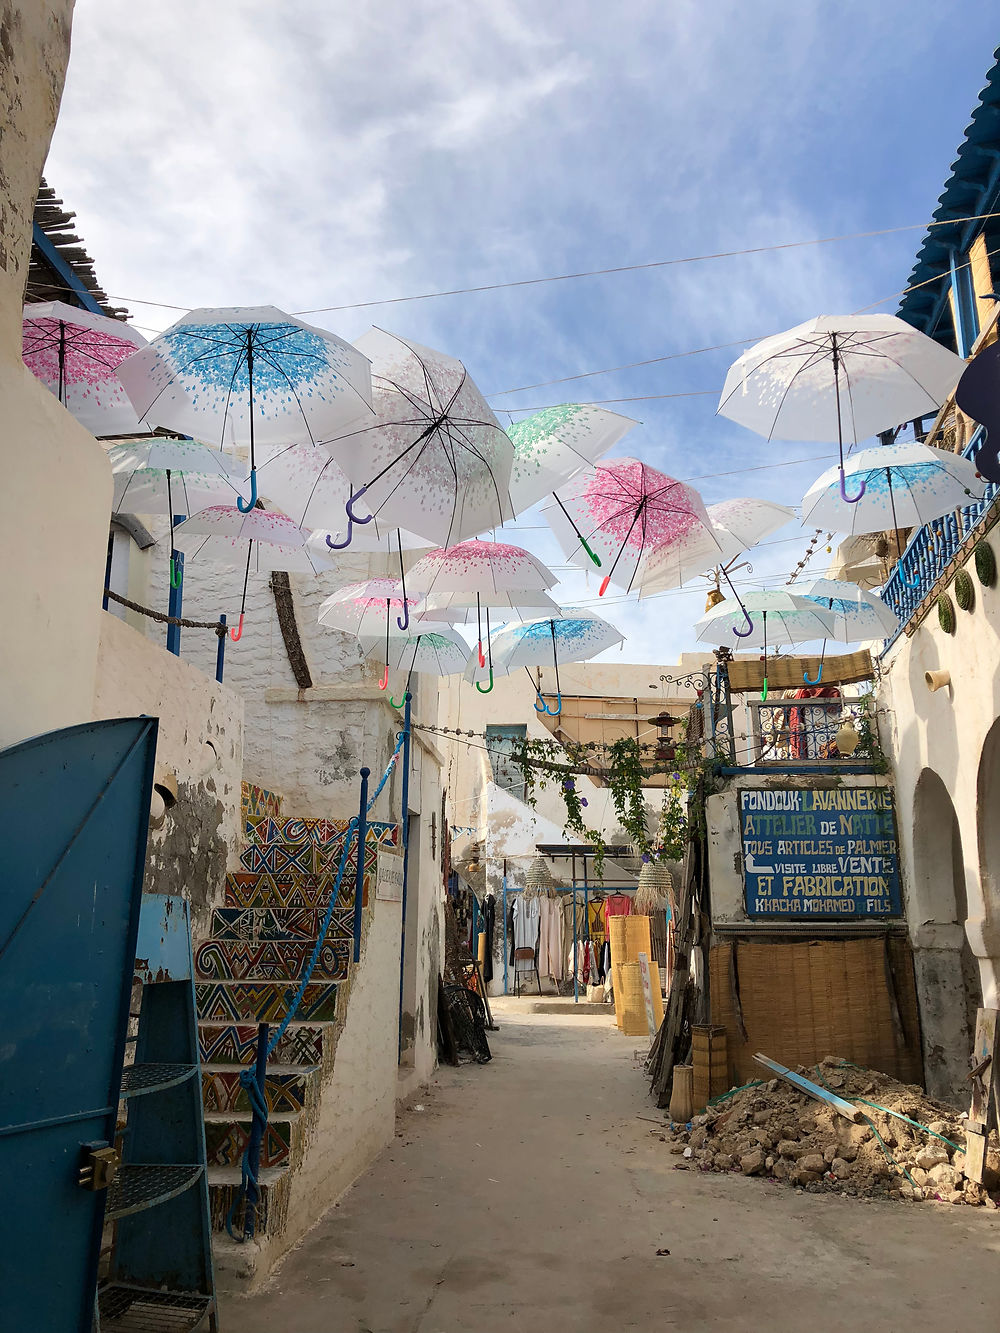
[396,602,410,631]
[236,468,258,513]
[325,520,354,550]
[732,606,755,638]
[839,468,867,504]
[346,486,374,524]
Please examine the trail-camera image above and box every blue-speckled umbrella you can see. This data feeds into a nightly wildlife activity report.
[117,305,374,510]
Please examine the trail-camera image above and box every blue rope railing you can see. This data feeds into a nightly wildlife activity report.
[881,426,998,649]
[226,729,407,1242]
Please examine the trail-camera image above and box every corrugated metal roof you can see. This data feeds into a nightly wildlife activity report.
[897,46,1000,337]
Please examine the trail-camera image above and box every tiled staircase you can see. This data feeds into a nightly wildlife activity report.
[196,783,397,1260]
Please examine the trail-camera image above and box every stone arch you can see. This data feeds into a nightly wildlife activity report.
[909,768,981,1102]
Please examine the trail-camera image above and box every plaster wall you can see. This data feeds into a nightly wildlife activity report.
[878,549,1000,1099]
[0,1,113,751]
[92,612,244,933]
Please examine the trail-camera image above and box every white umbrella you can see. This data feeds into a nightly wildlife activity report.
[796,577,900,640]
[317,578,418,637]
[22,301,148,434]
[359,622,471,700]
[321,328,515,549]
[117,305,374,510]
[694,589,839,701]
[506,404,636,512]
[639,497,795,596]
[718,315,966,504]
[466,609,623,711]
[109,438,248,519]
[173,505,331,640]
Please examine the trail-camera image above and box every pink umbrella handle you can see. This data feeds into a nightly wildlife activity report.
[229,613,245,642]
[378,664,389,690]
[599,575,611,596]
[477,642,486,668]
[236,469,258,513]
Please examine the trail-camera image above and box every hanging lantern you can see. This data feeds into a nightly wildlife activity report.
[524,854,555,899]
[649,710,680,764]
[634,858,673,914]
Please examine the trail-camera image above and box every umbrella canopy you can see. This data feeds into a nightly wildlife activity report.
[321,327,515,548]
[795,577,900,641]
[23,301,147,434]
[317,579,419,636]
[109,438,249,519]
[719,316,965,443]
[718,315,966,506]
[694,590,839,649]
[117,305,374,509]
[173,505,331,638]
[407,539,557,598]
[544,457,717,594]
[416,593,562,625]
[360,624,472,677]
[468,611,624,679]
[640,497,795,596]
[801,441,985,535]
[506,404,636,512]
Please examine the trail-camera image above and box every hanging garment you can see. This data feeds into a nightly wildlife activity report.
[604,892,632,921]
[587,895,606,945]
[512,895,541,972]
[538,894,563,980]
[482,894,496,984]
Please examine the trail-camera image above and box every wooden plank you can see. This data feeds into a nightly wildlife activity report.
[727,650,872,693]
[968,1007,1000,1129]
[964,1126,988,1185]
[753,1052,864,1123]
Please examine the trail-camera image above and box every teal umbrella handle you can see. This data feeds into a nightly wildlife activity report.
[237,468,259,513]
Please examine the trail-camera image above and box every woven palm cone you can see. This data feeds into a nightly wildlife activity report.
[634,858,673,915]
[523,854,554,900]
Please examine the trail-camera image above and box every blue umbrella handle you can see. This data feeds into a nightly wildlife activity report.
[396,602,410,631]
[236,468,258,513]
[839,468,867,504]
[900,564,920,589]
[475,666,495,694]
[534,691,562,717]
[803,662,824,686]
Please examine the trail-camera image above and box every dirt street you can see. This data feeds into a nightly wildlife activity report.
[226,1000,1000,1332]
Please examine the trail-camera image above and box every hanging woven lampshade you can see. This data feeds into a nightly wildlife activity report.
[523,855,555,899]
[634,858,673,914]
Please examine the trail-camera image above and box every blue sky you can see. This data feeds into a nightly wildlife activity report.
[45,2,1000,663]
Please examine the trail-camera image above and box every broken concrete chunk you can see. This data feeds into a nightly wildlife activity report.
[776,1140,800,1158]
[798,1153,827,1175]
[830,1158,851,1177]
[823,1145,838,1164]
[740,1148,766,1176]
[915,1144,950,1171]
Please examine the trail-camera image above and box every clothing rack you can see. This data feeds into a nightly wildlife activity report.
[501,880,625,1002]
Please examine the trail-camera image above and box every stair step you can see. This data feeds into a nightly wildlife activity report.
[204,1112,301,1169]
[208,1164,290,1236]
[225,872,355,910]
[202,1065,317,1114]
[241,782,282,822]
[198,1020,331,1067]
[209,906,323,941]
[196,981,339,1023]
[194,938,350,983]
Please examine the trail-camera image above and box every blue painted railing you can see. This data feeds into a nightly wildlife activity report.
[881,426,998,649]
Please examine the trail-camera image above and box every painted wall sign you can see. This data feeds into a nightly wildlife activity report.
[376,847,405,902]
[739,786,902,918]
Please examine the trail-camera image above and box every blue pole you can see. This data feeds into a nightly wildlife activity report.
[353,767,370,963]
[166,548,184,656]
[397,692,412,1061]
[216,614,227,683]
[502,875,508,996]
[245,1021,269,1238]
[573,886,579,1003]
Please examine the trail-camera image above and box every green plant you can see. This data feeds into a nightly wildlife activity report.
[955,569,975,612]
[937,593,956,635]
[854,697,889,775]
[975,539,996,588]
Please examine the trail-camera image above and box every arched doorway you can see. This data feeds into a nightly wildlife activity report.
[910,769,981,1103]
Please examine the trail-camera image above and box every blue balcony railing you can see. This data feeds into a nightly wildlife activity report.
[881,426,998,649]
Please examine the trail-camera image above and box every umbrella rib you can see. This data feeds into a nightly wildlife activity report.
[252,342,319,445]
[718,341,831,431]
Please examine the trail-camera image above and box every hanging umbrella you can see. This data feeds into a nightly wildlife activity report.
[506,404,636,513]
[117,305,374,511]
[544,457,718,595]
[317,578,419,637]
[172,505,331,641]
[22,301,148,434]
[320,327,515,549]
[718,315,965,505]
[109,438,251,592]
[639,497,795,596]
[801,441,985,586]
[360,622,472,704]
[407,537,559,649]
[467,610,624,711]
[694,590,839,701]
[792,576,900,684]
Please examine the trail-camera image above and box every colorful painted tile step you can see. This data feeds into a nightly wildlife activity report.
[240,781,282,822]
[210,906,347,942]
[195,938,350,983]
[202,1067,313,1115]
[204,1117,296,1170]
[196,981,339,1024]
[244,816,398,848]
[198,1021,327,1067]
[225,872,356,911]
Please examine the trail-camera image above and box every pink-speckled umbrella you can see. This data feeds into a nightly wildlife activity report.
[172,505,331,640]
[544,457,718,596]
[22,301,147,434]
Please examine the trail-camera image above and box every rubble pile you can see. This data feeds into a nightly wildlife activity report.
[662,1057,1000,1206]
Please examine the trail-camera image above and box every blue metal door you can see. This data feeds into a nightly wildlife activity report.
[0,718,158,1333]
